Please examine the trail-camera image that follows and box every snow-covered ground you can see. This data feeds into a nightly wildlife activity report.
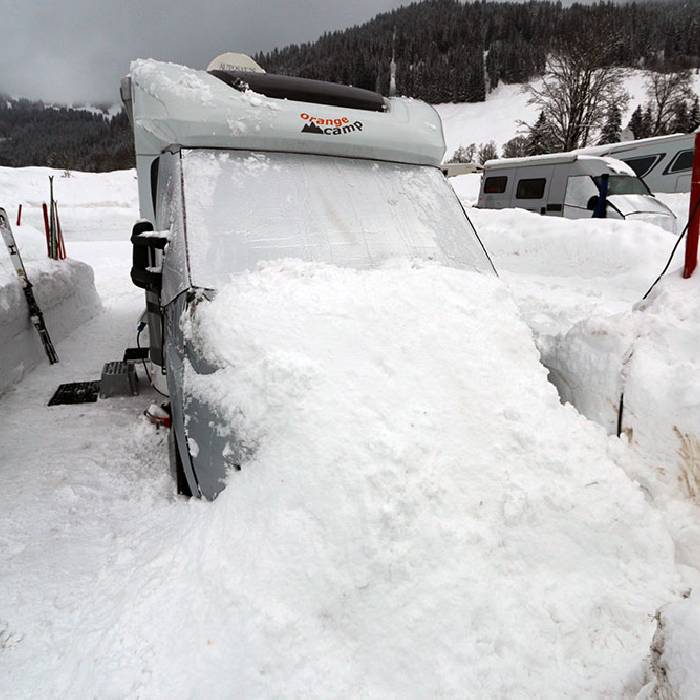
[1,149,699,697]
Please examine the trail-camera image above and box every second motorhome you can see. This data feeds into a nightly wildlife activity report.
[578,132,695,193]
[477,152,677,233]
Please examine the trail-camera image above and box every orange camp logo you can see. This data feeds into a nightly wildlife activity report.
[300,112,364,136]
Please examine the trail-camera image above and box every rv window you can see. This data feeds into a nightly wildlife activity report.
[564,176,598,208]
[483,176,507,194]
[595,174,650,196]
[516,178,546,199]
[667,149,694,174]
[623,154,662,178]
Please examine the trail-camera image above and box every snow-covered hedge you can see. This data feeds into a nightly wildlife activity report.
[0,225,100,393]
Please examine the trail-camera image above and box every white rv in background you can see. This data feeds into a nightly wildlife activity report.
[477,152,677,233]
[578,132,695,193]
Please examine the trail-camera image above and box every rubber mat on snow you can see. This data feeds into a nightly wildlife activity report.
[48,381,101,406]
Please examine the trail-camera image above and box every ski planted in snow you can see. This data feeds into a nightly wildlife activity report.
[0,207,59,364]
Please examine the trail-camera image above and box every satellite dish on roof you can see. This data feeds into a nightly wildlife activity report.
[207,52,265,74]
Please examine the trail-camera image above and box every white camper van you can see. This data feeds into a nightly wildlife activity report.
[477,152,677,233]
[121,56,495,498]
[578,132,695,193]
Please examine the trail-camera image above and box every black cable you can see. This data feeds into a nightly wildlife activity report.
[137,322,168,398]
[642,196,700,300]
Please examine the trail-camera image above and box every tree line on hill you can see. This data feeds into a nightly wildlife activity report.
[0,97,134,172]
[256,0,700,104]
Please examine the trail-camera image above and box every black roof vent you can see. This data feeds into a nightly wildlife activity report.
[209,70,388,113]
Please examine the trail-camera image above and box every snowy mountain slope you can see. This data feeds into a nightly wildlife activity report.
[435,70,700,159]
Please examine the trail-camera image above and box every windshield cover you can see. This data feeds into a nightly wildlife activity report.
[595,174,650,196]
[181,150,491,289]
[607,194,673,217]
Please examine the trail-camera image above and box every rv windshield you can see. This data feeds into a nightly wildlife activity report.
[595,174,651,196]
[179,149,493,290]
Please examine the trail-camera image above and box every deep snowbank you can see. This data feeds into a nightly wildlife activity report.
[546,271,700,501]
[642,591,700,698]
[29,260,681,698]
[0,224,100,393]
[468,206,676,338]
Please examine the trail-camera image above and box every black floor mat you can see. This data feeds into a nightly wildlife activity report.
[48,381,101,406]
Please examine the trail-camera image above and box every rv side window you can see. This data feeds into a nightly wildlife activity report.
[483,176,507,194]
[667,149,694,174]
[623,154,662,178]
[564,176,598,208]
[516,178,546,199]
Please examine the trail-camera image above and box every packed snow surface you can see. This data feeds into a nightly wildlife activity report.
[49,259,673,697]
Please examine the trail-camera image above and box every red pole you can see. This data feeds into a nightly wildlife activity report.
[16,204,22,226]
[42,203,51,257]
[683,132,700,278]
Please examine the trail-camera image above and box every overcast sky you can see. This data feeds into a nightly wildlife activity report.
[0,0,404,104]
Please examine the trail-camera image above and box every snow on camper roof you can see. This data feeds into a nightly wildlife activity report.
[483,152,635,176]
[125,59,445,167]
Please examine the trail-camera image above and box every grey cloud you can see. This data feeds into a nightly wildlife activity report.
[0,0,403,104]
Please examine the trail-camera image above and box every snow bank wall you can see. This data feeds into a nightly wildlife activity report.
[544,272,700,501]
[0,226,101,394]
[641,591,700,698]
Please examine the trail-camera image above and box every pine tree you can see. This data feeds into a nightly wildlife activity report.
[670,100,691,133]
[525,112,554,155]
[627,104,644,139]
[689,96,700,132]
[599,104,622,144]
[641,106,654,138]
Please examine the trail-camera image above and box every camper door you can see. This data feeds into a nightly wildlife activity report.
[563,175,600,219]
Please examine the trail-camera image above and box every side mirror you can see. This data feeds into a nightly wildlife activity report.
[130,221,169,292]
[587,195,599,211]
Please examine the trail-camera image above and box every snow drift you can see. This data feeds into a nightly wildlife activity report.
[545,271,700,503]
[0,224,100,393]
[16,260,680,698]
[642,590,700,698]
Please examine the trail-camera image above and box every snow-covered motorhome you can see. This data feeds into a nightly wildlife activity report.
[477,152,677,233]
[578,132,695,193]
[121,56,494,499]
